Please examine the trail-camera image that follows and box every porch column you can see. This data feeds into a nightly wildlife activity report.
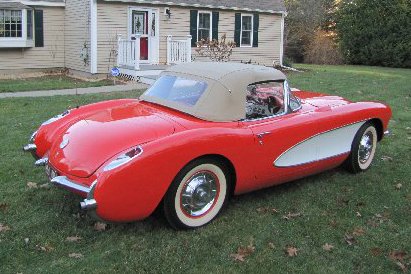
[117,35,122,67]
[134,34,141,70]
[186,35,192,63]
[166,35,172,65]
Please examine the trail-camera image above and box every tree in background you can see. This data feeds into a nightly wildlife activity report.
[284,0,339,64]
[337,0,411,68]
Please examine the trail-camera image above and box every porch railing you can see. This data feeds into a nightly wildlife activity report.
[167,35,192,65]
[117,34,141,70]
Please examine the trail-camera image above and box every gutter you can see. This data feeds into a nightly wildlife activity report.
[21,1,65,7]
[101,0,286,15]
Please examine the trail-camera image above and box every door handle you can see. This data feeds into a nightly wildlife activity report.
[256,132,271,145]
[257,132,271,139]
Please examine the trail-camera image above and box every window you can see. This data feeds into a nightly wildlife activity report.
[241,15,253,47]
[144,75,208,106]
[197,12,211,41]
[0,9,22,38]
[0,8,35,48]
[245,81,286,120]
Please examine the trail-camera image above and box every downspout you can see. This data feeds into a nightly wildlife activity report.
[90,0,97,74]
[280,11,286,67]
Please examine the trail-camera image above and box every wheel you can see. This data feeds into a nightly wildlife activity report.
[345,122,378,173]
[163,158,231,229]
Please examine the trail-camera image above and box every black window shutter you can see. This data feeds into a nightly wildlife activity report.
[34,10,44,47]
[253,13,259,47]
[212,11,219,41]
[190,10,198,47]
[234,13,241,47]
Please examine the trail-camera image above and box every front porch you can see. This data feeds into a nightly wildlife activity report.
[116,35,192,84]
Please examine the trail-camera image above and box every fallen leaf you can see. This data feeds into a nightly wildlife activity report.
[94,222,107,231]
[230,242,256,262]
[68,253,84,259]
[268,242,275,249]
[370,247,382,256]
[356,211,362,217]
[66,236,82,242]
[389,250,408,262]
[352,227,366,237]
[0,202,9,212]
[0,223,11,233]
[344,234,357,246]
[286,246,298,257]
[282,212,301,220]
[322,243,334,251]
[35,244,54,252]
[381,156,393,162]
[27,182,38,189]
[329,220,338,227]
[256,207,279,214]
[24,238,30,245]
[395,183,403,190]
[39,183,51,189]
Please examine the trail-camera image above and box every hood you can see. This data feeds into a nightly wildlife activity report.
[49,102,175,178]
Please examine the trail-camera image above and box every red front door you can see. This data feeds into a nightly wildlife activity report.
[131,10,148,60]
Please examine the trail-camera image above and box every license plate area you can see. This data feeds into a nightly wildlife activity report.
[45,164,59,180]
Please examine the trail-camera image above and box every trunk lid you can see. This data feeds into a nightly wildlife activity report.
[49,102,175,178]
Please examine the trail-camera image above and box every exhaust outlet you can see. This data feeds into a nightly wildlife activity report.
[80,199,97,211]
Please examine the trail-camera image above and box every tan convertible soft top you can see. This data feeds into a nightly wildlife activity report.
[140,62,286,122]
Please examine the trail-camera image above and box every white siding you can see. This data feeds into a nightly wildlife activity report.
[64,0,90,73]
[95,3,282,73]
[0,7,65,70]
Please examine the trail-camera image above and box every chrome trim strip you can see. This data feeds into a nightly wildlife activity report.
[35,157,48,167]
[23,144,37,152]
[274,120,367,168]
[51,176,91,194]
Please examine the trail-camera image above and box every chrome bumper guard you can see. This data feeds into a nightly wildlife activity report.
[35,157,48,167]
[23,144,36,152]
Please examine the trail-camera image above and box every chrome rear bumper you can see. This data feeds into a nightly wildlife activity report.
[51,176,91,194]
[50,176,98,212]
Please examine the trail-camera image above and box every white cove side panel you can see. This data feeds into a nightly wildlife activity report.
[274,122,366,167]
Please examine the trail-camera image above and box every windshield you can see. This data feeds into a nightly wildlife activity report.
[142,75,208,107]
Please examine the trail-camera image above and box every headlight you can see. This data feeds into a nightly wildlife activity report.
[103,146,143,172]
[41,110,70,126]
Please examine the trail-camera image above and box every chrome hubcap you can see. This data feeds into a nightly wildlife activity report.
[181,171,219,217]
[358,131,374,164]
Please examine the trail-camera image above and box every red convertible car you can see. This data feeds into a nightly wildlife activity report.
[24,62,391,229]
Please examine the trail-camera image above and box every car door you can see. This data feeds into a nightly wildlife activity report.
[239,81,323,191]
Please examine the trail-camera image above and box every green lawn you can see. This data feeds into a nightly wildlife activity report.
[0,75,118,93]
[0,65,410,273]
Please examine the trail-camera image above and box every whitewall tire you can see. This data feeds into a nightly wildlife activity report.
[345,122,378,173]
[163,158,231,229]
